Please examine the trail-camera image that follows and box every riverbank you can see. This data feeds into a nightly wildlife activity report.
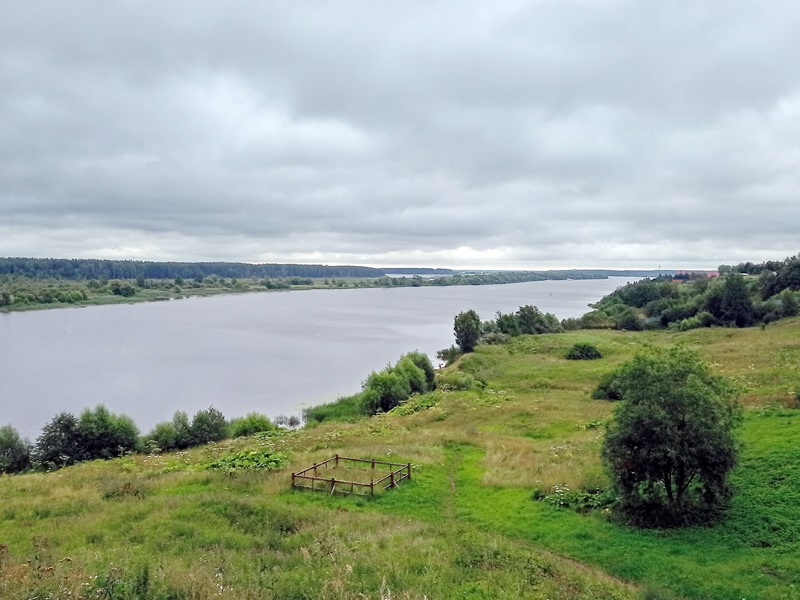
[1,319,798,598]
[0,267,661,313]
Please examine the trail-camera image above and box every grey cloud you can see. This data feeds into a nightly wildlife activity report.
[1,1,799,269]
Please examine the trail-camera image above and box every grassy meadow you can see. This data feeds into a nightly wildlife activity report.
[2,319,800,598]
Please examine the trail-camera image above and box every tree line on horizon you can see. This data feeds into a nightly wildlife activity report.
[0,257,384,280]
[0,255,666,312]
[0,256,670,283]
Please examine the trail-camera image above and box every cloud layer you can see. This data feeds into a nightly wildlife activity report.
[1,1,798,269]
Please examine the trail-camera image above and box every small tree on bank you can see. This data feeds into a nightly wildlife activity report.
[32,412,85,470]
[601,347,742,527]
[454,309,481,353]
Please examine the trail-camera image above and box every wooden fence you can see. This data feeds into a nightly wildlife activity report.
[291,455,411,495]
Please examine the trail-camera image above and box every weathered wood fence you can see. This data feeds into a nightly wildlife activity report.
[291,455,411,495]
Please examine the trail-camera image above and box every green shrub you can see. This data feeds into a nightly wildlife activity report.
[436,371,477,391]
[564,343,602,360]
[363,370,412,414]
[388,392,441,416]
[615,308,643,331]
[437,345,463,366]
[78,405,139,460]
[142,411,194,452]
[395,356,428,395]
[534,484,614,513]
[229,413,276,437]
[32,412,85,470]
[189,406,228,445]
[591,371,624,400]
[479,331,510,345]
[404,351,436,390]
[207,448,286,474]
[142,407,227,450]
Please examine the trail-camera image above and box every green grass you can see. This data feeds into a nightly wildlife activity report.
[2,320,800,598]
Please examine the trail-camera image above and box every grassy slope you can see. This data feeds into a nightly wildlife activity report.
[2,320,800,598]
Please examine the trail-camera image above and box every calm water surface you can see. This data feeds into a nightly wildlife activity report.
[1,277,634,438]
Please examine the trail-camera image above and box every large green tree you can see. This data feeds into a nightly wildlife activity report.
[601,347,741,527]
[454,309,481,353]
[32,412,86,470]
[189,407,228,446]
[0,425,31,474]
[720,273,754,327]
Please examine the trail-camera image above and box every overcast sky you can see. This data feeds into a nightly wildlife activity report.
[1,1,798,270]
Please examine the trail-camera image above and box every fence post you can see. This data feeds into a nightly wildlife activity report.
[407,463,411,480]
[390,471,395,488]
[335,454,339,467]
[331,478,336,494]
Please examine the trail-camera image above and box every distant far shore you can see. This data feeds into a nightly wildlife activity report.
[0,256,676,314]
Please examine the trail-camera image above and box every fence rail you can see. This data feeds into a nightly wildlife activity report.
[291,455,412,496]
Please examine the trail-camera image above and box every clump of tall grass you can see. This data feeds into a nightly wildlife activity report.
[303,392,366,425]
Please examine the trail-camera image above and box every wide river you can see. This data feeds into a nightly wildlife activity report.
[2,277,634,439]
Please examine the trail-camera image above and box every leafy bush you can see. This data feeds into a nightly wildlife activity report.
[437,345,463,366]
[0,425,31,474]
[615,308,643,331]
[388,392,441,416]
[207,449,286,474]
[479,331,510,345]
[495,311,521,335]
[779,289,799,317]
[669,316,703,332]
[362,370,412,414]
[516,305,564,334]
[361,352,437,415]
[145,406,229,449]
[189,406,228,446]
[564,343,602,360]
[78,405,139,460]
[591,371,624,400]
[404,351,436,390]
[142,411,194,452]
[436,371,477,391]
[303,351,437,422]
[534,484,614,513]
[229,413,276,438]
[395,356,428,395]
[32,412,86,470]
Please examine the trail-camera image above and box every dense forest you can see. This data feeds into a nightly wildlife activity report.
[0,257,384,280]
[0,256,665,281]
